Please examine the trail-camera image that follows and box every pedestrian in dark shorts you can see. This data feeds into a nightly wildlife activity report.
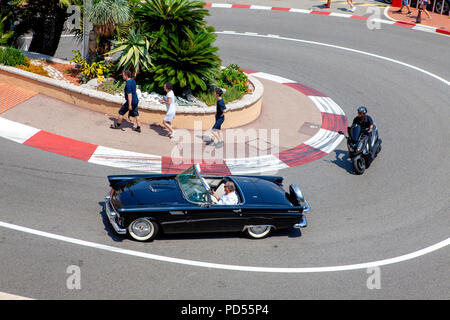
[110,70,142,132]
[207,88,227,148]
[394,0,412,14]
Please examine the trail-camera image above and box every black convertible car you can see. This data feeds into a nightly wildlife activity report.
[105,164,310,241]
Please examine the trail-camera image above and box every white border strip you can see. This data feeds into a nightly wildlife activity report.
[0,117,40,144]
[0,220,448,273]
[88,146,162,173]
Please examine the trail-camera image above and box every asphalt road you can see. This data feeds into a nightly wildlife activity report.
[0,7,449,300]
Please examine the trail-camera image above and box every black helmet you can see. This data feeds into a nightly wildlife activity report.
[357,106,367,115]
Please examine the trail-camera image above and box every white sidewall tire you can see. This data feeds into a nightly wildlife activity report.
[128,218,158,242]
[246,226,272,239]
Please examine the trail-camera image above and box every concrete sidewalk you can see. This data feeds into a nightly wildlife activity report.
[0,78,321,158]
[386,6,450,29]
[0,70,348,174]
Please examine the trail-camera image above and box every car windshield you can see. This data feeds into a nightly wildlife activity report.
[175,164,211,204]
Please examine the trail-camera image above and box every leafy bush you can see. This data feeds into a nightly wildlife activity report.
[0,47,28,67]
[217,64,249,94]
[15,63,49,77]
[70,50,113,84]
[106,28,153,75]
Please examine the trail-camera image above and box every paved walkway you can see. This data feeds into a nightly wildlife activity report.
[0,71,346,174]
[386,6,450,29]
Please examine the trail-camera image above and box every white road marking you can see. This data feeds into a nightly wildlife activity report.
[0,292,33,300]
[215,32,450,87]
[0,220,448,273]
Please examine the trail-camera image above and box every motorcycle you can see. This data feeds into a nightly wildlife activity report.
[338,124,382,175]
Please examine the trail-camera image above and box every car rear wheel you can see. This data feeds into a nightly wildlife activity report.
[245,225,272,239]
[128,218,159,241]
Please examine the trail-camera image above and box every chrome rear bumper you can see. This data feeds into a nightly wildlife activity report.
[294,199,310,229]
[105,195,127,235]
[294,216,307,228]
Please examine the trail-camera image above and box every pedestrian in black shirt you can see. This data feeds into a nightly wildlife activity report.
[110,70,141,132]
[207,88,227,148]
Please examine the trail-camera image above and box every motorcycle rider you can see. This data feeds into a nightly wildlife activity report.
[352,106,375,152]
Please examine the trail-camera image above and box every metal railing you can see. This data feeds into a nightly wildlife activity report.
[409,0,450,16]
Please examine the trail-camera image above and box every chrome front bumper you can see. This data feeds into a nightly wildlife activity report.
[105,195,127,235]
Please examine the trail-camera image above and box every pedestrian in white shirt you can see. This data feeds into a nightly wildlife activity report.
[212,181,239,205]
[161,82,176,139]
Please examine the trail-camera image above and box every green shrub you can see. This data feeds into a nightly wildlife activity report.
[97,79,126,95]
[223,86,244,104]
[196,86,244,106]
[217,64,249,94]
[0,47,28,67]
[70,50,113,84]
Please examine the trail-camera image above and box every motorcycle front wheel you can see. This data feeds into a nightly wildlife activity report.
[352,156,366,175]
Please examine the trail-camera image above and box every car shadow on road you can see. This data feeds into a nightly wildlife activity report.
[157,228,302,241]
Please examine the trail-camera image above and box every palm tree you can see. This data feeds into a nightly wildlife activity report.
[0,16,14,45]
[151,29,221,93]
[86,0,132,55]
[13,0,80,56]
[131,0,212,39]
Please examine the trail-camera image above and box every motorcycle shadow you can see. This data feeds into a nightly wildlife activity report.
[328,149,356,174]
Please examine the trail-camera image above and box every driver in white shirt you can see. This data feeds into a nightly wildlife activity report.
[212,181,239,205]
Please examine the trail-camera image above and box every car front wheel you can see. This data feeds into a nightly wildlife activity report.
[245,225,272,239]
[128,218,159,241]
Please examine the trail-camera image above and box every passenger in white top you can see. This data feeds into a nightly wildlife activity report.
[161,82,176,139]
[212,181,239,205]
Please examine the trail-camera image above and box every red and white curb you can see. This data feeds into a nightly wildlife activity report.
[0,71,346,175]
[205,3,450,37]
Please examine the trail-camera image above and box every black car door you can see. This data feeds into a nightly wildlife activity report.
[183,204,248,233]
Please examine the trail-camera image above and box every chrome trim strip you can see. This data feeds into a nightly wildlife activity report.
[242,225,276,231]
[302,199,311,213]
[105,195,127,235]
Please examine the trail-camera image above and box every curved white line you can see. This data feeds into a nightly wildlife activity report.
[2,35,448,274]
[215,32,450,86]
[0,220,448,273]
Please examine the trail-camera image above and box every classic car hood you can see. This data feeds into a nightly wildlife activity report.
[113,177,185,207]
